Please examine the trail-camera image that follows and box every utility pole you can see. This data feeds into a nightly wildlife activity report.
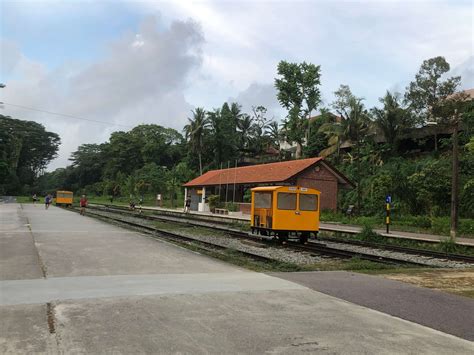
[450,109,459,240]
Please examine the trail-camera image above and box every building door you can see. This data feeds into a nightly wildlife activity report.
[190,190,199,211]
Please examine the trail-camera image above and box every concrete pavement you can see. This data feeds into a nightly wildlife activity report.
[1,203,473,354]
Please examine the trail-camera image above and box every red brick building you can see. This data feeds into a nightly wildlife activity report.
[183,157,353,212]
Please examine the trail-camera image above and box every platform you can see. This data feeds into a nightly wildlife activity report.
[1,203,473,354]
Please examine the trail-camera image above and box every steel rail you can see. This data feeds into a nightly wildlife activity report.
[89,204,474,265]
[82,206,436,266]
[70,208,276,264]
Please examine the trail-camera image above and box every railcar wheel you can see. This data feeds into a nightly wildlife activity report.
[300,233,309,244]
[279,232,288,245]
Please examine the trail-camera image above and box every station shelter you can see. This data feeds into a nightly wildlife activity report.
[183,157,354,213]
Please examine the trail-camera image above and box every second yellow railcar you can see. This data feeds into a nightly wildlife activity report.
[250,186,320,243]
[56,190,73,207]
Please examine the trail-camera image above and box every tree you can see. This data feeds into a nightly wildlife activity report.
[371,91,414,155]
[69,143,108,187]
[236,114,253,153]
[304,110,335,157]
[275,61,322,158]
[319,85,371,211]
[404,56,461,125]
[0,115,60,194]
[184,107,208,175]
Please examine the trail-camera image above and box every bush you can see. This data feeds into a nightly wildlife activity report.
[207,195,223,212]
[358,224,384,242]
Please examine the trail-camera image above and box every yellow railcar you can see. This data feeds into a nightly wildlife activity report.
[250,186,320,243]
[56,190,73,207]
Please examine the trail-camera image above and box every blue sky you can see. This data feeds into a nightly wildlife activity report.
[1,0,473,169]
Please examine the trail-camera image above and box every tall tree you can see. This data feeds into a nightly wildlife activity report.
[275,61,321,158]
[404,56,461,125]
[184,107,208,175]
[0,115,60,194]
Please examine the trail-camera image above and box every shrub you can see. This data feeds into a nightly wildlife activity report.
[207,195,223,212]
[359,224,384,242]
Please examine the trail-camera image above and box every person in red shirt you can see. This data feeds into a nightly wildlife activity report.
[80,195,88,215]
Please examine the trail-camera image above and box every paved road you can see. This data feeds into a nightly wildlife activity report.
[1,203,473,354]
[271,271,474,341]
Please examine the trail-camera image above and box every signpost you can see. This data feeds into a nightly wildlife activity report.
[385,195,391,233]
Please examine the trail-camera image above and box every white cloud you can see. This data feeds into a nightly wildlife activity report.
[1,16,204,170]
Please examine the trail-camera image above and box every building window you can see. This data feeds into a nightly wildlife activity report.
[254,192,272,209]
[277,193,296,210]
[300,194,318,211]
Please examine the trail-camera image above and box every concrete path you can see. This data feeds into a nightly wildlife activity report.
[1,203,473,354]
[0,273,305,306]
[271,271,474,341]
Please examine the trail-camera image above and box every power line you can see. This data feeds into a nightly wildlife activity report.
[1,102,134,128]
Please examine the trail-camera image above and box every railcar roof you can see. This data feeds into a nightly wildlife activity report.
[251,186,320,193]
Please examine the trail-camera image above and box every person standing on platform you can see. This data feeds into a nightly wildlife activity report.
[80,195,88,215]
[184,197,191,213]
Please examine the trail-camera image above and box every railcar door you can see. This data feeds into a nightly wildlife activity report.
[273,191,299,231]
[297,190,319,231]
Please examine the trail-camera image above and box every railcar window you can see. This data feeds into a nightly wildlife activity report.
[300,194,318,211]
[254,192,272,208]
[277,193,296,210]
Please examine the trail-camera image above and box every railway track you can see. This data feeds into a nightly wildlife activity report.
[70,205,474,268]
[70,207,277,264]
[88,204,474,266]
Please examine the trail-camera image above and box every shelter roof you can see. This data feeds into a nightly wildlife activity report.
[184,157,353,187]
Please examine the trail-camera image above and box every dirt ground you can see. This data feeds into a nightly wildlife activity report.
[382,269,474,298]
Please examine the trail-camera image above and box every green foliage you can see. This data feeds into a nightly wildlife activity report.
[404,56,461,124]
[371,91,414,155]
[0,115,60,194]
[438,238,458,254]
[358,224,384,242]
[275,60,321,158]
[207,195,223,212]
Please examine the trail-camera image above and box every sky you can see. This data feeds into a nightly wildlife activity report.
[1,0,473,170]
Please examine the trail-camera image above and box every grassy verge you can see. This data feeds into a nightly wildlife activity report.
[359,268,474,299]
[321,211,474,238]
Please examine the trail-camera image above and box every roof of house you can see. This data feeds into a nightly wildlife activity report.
[184,157,354,187]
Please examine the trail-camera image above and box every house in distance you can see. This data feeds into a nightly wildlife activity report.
[183,157,354,213]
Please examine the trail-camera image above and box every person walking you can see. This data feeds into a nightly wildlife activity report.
[32,193,38,205]
[44,194,51,209]
[80,195,88,215]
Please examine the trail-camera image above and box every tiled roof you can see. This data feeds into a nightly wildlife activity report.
[184,157,324,187]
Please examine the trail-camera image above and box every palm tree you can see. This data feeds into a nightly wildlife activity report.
[319,96,370,212]
[184,107,208,175]
[372,91,412,155]
[237,114,253,151]
[265,121,283,157]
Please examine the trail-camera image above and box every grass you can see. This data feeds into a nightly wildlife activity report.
[15,196,34,203]
[321,211,474,238]
[359,268,474,299]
